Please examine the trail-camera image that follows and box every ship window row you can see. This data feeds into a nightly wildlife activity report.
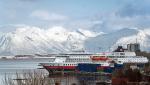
[63,64,77,66]
[118,59,145,62]
[66,58,89,60]
[66,60,90,62]
[71,56,88,58]
[66,59,90,62]
[108,56,126,58]
[48,64,77,66]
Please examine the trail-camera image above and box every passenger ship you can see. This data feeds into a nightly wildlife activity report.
[40,51,149,73]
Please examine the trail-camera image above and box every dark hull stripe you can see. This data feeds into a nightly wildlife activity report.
[43,66,76,69]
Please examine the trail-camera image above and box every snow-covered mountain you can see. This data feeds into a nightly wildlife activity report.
[0,25,99,55]
[0,25,150,55]
[84,28,150,53]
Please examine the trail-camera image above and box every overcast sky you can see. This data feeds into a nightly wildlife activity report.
[0,0,150,32]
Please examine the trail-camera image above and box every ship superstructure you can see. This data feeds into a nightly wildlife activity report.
[40,51,149,73]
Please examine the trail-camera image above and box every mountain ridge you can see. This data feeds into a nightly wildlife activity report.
[0,25,150,55]
[84,28,150,52]
[0,25,98,55]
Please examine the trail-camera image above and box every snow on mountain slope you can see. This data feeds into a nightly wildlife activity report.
[84,28,150,52]
[0,25,98,55]
[1,25,150,55]
[76,29,102,37]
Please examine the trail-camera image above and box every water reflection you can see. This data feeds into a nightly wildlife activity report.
[47,74,111,85]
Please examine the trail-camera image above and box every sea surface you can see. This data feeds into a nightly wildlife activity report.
[0,59,111,85]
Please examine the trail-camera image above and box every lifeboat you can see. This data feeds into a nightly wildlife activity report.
[91,56,109,61]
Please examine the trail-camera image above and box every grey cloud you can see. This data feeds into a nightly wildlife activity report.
[88,0,150,33]
[117,0,150,17]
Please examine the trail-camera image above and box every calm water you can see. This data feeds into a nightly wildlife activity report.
[0,59,111,85]
[0,59,50,85]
